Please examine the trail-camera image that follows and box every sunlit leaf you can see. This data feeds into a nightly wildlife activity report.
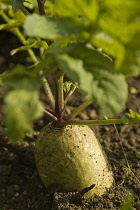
[135,150,140,159]
[23,0,37,9]
[104,0,140,21]
[91,0,140,77]
[3,65,36,89]
[56,53,128,117]
[24,14,84,40]
[129,109,140,119]
[55,0,99,22]
[5,89,43,141]
[3,65,43,141]
[120,192,134,210]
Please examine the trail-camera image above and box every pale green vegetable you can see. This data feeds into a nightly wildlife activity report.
[35,124,114,196]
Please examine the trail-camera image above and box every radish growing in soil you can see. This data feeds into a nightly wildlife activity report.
[0,0,140,197]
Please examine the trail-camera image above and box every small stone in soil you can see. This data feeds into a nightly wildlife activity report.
[23,190,27,195]
[14,192,20,197]
[13,184,20,191]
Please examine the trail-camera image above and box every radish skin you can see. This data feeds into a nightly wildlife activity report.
[35,124,114,196]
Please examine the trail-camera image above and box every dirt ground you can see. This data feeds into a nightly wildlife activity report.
[0,32,140,210]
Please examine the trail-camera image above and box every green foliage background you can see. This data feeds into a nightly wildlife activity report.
[0,0,140,141]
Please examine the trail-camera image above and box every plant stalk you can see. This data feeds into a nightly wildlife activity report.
[55,70,65,123]
[61,118,140,126]
[37,0,46,15]
[64,84,77,104]
[43,109,57,121]
[67,99,93,120]
[42,76,55,111]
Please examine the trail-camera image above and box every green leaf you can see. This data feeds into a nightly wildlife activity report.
[32,53,58,76]
[23,0,38,9]
[40,43,127,117]
[67,44,114,72]
[63,81,77,94]
[57,54,93,97]
[10,39,48,55]
[120,192,134,210]
[55,0,99,22]
[98,14,140,75]
[5,89,43,141]
[56,53,128,117]
[0,10,25,32]
[24,14,84,40]
[91,0,140,77]
[92,33,140,77]
[3,65,43,141]
[44,43,114,71]
[0,0,11,5]
[104,0,140,22]
[3,65,38,89]
[135,150,140,159]
[11,0,23,13]
[121,110,140,124]
[129,109,140,119]
[91,32,125,69]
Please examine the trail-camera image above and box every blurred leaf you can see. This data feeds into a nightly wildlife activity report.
[129,109,140,119]
[91,0,140,77]
[37,43,128,117]
[23,0,38,9]
[5,90,43,141]
[24,14,84,40]
[55,0,99,22]
[44,42,114,71]
[0,0,11,3]
[24,1,140,77]
[92,34,140,76]
[98,13,140,76]
[44,0,54,17]
[13,9,25,22]
[120,192,134,210]
[63,81,77,94]
[0,10,25,32]
[121,114,133,124]
[3,65,38,89]
[32,42,70,75]
[122,109,140,124]
[135,150,140,159]
[104,0,140,21]
[32,53,58,76]
[0,2,12,13]
[3,65,43,141]
[11,0,23,12]
[91,32,125,69]
[67,44,114,72]
[56,53,128,117]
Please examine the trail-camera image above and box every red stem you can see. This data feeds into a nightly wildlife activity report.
[37,0,46,15]
[54,71,65,123]
[43,109,57,121]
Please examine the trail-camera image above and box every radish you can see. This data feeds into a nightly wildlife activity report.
[35,124,114,196]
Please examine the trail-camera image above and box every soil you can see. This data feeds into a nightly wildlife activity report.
[0,32,140,210]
